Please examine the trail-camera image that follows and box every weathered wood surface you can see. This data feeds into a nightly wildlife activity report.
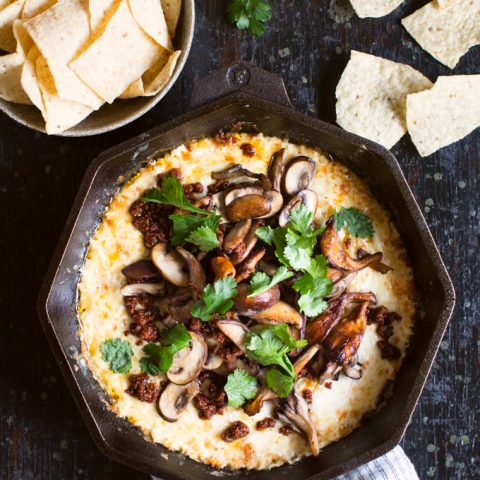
[1,1,478,478]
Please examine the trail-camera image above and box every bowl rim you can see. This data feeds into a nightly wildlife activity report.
[0,0,195,137]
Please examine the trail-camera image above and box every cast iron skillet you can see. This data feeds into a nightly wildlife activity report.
[37,62,455,480]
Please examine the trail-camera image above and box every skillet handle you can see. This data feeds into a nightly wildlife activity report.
[190,61,292,109]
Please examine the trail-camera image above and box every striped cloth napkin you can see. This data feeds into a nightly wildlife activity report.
[151,446,419,480]
[336,447,419,480]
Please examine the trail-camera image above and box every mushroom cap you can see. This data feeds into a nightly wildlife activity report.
[224,187,283,222]
[278,189,318,227]
[121,260,161,283]
[216,320,250,352]
[282,156,316,196]
[233,283,281,316]
[120,283,164,296]
[151,243,189,287]
[223,219,252,253]
[167,332,207,385]
[252,300,304,329]
[268,148,285,192]
[157,381,199,422]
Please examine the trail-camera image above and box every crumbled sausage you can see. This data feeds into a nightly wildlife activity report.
[129,199,173,248]
[279,425,294,436]
[182,182,204,200]
[256,417,276,430]
[303,389,313,404]
[214,129,236,145]
[324,382,333,390]
[222,421,250,442]
[194,393,225,419]
[157,168,183,183]
[367,306,402,360]
[124,295,160,342]
[126,373,159,403]
[213,343,243,372]
[130,322,159,342]
[240,143,256,157]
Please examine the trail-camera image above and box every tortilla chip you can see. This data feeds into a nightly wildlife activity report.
[23,0,103,108]
[20,46,45,113]
[0,51,31,103]
[349,0,403,18]
[128,0,172,51]
[22,0,55,18]
[88,0,116,31]
[36,54,94,134]
[118,77,144,99]
[0,0,24,52]
[160,0,181,38]
[406,75,480,157]
[335,51,432,149]
[402,0,480,69]
[143,49,179,96]
[70,0,162,103]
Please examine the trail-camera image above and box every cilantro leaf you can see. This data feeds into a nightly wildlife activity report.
[335,207,374,238]
[139,325,191,374]
[266,368,294,398]
[191,277,238,322]
[289,203,314,235]
[143,175,207,215]
[226,0,272,37]
[100,338,133,374]
[186,225,219,252]
[245,324,306,377]
[248,266,293,297]
[284,231,315,270]
[297,290,329,317]
[256,225,289,266]
[224,369,258,407]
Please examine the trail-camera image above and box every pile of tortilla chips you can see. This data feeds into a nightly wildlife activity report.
[0,0,182,134]
[336,51,480,156]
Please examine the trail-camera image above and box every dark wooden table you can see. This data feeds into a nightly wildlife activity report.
[1,1,478,479]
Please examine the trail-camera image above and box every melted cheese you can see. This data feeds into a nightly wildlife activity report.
[78,133,417,470]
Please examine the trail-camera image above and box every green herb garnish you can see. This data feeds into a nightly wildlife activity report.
[100,338,134,374]
[143,175,220,252]
[265,368,294,398]
[139,324,191,375]
[191,277,238,322]
[334,207,374,238]
[248,266,293,297]
[224,369,258,407]
[226,0,272,37]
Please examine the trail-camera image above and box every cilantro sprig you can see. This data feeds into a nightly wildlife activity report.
[248,266,293,297]
[143,175,220,252]
[191,277,238,322]
[226,0,272,36]
[100,338,134,374]
[255,204,331,317]
[139,324,191,375]
[334,207,374,238]
[245,324,307,397]
[224,369,258,407]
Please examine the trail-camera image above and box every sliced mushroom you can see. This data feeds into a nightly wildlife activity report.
[342,363,363,380]
[224,185,265,206]
[230,220,262,265]
[233,283,281,316]
[318,362,342,385]
[223,219,252,253]
[268,148,285,192]
[324,301,370,366]
[321,218,390,272]
[204,353,224,370]
[279,393,319,456]
[176,247,206,294]
[121,260,161,283]
[167,332,207,385]
[278,189,318,227]
[244,387,278,416]
[151,243,188,287]
[120,283,164,296]
[293,345,321,376]
[211,256,236,279]
[252,301,304,329]
[212,164,271,188]
[216,320,250,352]
[256,190,283,219]
[235,247,266,282]
[224,187,283,222]
[326,271,357,300]
[157,381,199,422]
[235,358,259,377]
[282,156,316,196]
[305,292,376,345]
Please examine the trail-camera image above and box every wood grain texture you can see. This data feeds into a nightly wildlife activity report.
[0,1,478,479]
